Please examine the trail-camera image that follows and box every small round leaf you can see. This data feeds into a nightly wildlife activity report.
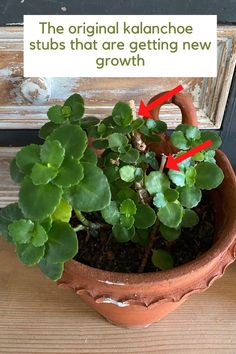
[152,249,174,270]
[112,223,135,242]
[19,177,62,221]
[46,221,78,263]
[101,201,120,225]
[145,171,170,195]
[39,258,64,281]
[157,202,183,228]
[160,224,181,241]
[53,158,84,188]
[8,219,34,244]
[40,139,65,169]
[196,162,224,190]
[134,204,156,229]
[120,199,137,216]
[119,165,136,182]
[31,163,58,185]
[16,243,45,266]
[49,124,87,159]
[178,185,202,208]
[182,209,199,228]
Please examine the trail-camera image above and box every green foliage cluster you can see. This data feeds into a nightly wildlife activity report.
[0,94,224,279]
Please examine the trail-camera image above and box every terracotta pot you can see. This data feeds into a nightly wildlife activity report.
[58,92,236,329]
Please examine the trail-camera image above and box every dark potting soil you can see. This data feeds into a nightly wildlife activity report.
[73,192,215,273]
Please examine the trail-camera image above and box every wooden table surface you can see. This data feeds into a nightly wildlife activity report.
[0,148,236,353]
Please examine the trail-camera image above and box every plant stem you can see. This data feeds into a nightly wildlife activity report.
[74,209,91,227]
[159,154,167,172]
[138,218,160,273]
[73,225,86,232]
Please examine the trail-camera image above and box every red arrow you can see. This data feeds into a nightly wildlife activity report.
[138,85,184,118]
[166,139,213,171]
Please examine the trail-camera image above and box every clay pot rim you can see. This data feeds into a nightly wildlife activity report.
[68,149,236,286]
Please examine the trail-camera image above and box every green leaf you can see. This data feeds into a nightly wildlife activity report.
[119,165,136,182]
[52,199,72,223]
[81,148,97,164]
[204,150,216,164]
[16,144,40,174]
[113,126,132,135]
[120,215,134,229]
[160,224,181,241]
[103,166,120,183]
[120,199,137,216]
[31,163,58,185]
[153,193,167,208]
[164,188,179,202]
[61,105,72,118]
[185,166,196,187]
[185,126,201,140]
[134,204,156,229]
[40,140,65,169]
[49,124,87,159]
[19,177,62,221]
[112,223,135,242]
[196,162,224,190]
[39,258,64,281]
[175,151,192,170]
[193,152,205,162]
[0,203,23,242]
[112,102,133,127]
[8,219,34,244]
[47,105,66,124]
[146,118,156,130]
[39,122,58,140]
[80,116,100,129]
[64,93,84,122]
[154,120,167,133]
[157,202,183,228]
[145,171,170,195]
[101,201,120,225]
[120,148,139,163]
[168,169,185,187]
[131,118,144,130]
[97,122,107,136]
[171,131,189,150]
[115,187,139,204]
[46,221,78,263]
[10,158,24,184]
[201,132,222,150]
[178,185,201,208]
[92,139,108,149]
[152,249,174,270]
[182,209,199,228]
[41,217,52,233]
[139,151,159,170]
[53,158,84,188]
[108,133,128,153]
[131,229,149,246]
[134,167,143,181]
[64,93,84,107]
[31,224,48,247]
[16,243,45,266]
[65,163,111,212]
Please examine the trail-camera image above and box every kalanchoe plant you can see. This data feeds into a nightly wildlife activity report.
[0,94,224,280]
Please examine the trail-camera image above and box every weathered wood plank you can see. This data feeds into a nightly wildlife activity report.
[0,26,235,129]
[0,147,18,207]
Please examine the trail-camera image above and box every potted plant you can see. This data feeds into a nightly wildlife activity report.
[0,91,236,329]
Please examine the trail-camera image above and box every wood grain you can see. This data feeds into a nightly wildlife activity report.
[0,26,235,129]
[0,148,236,353]
[0,239,236,354]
